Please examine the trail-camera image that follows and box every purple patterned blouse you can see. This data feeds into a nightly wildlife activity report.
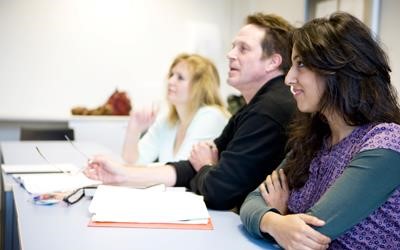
[288,123,400,249]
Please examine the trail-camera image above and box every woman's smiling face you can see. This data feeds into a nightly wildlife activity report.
[285,47,326,113]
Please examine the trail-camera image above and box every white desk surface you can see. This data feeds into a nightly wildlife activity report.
[1,141,279,250]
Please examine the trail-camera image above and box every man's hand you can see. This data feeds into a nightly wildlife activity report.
[84,155,129,184]
[189,141,218,172]
[259,169,289,214]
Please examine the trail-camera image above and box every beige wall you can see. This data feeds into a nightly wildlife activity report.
[0,0,233,117]
[0,0,398,118]
[380,0,400,96]
[0,0,306,117]
[229,0,305,37]
[306,0,400,95]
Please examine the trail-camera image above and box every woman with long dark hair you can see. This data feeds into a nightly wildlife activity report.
[240,12,400,249]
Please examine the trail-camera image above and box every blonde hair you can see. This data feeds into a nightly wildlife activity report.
[166,53,227,125]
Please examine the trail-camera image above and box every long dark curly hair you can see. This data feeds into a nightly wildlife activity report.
[283,12,400,189]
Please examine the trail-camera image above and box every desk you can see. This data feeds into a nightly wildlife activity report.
[1,141,120,250]
[1,141,279,250]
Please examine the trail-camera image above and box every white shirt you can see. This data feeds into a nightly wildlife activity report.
[136,106,228,164]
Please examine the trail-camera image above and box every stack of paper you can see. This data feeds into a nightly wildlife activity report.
[2,163,101,194]
[88,185,212,229]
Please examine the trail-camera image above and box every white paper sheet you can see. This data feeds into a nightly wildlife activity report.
[2,163,79,174]
[89,185,210,224]
[12,172,101,194]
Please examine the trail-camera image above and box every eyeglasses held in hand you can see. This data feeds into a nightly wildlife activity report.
[64,134,91,162]
[64,134,92,173]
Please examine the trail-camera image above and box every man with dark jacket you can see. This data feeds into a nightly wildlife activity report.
[84,13,296,210]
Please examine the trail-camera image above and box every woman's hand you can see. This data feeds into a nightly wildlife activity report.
[128,105,158,133]
[261,212,331,250]
[259,169,289,214]
[84,155,129,184]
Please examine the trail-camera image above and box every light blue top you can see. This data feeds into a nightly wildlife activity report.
[137,106,228,164]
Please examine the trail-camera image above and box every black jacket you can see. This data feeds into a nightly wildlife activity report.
[169,75,296,210]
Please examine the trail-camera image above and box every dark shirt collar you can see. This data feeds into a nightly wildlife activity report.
[247,75,285,107]
[233,75,285,116]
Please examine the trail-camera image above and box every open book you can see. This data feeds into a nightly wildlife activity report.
[88,185,212,229]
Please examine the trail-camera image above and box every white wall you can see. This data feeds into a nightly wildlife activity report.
[305,0,400,98]
[0,0,308,119]
[380,0,400,96]
[0,0,233,117]
[230,0,306,31]
[2,0,396,119]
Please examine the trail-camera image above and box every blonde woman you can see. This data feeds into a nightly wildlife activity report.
[122,53,229,164]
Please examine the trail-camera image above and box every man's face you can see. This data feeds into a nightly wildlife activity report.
[227,24,268,89]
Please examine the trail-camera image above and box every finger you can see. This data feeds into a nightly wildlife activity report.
[193,142,202,151]
[84,167,98,180]
[259,181,268,198]
[297,234,330,250]
[192,144,200,153]
[189,147,197,161]
[87,161,99,169]
[200,142,211,151]
[189,150,196,161]
[204,141,214,147]
[83,167,90,176]
[299,214,326,227]
[299,214,331,245]
[279,169,289,192]
[265,174,275,192]
[196,143,205,151]
[271,170,281,189]
[305,229,331,246]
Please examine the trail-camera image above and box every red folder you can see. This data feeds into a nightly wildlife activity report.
[88,218,213,230]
